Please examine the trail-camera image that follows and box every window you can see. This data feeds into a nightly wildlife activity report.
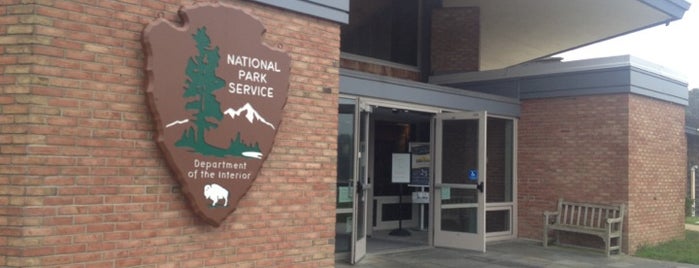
[341,0,419,66]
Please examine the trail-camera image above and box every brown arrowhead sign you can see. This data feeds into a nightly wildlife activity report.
[142,2,290,226]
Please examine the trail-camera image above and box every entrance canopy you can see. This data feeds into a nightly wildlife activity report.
[443,0,691,70]
[340,69,520,117]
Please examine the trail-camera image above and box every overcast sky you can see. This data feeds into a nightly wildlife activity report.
[557,0,698,90]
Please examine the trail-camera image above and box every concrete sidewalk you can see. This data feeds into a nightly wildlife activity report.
[336,239,699,268]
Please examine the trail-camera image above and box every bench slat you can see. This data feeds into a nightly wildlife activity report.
[575,205,581,225]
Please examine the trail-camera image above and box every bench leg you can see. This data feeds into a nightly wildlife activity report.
[610,236,622,256]
[605,236,611,257]
[617,237,622,255]
[543,226,548,247]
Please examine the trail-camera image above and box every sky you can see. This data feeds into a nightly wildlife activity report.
[556,0,699,90]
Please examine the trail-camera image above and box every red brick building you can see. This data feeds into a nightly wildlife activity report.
[433,56,688,254]
[0,0,691,267]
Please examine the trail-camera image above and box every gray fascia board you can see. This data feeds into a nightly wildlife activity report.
[629,67,689,105]
[631,86,688,105]
[433,55,688,105]
[521,66,688,105]
[250,0,349,24]
[521,68,629,92]
[340,69,520,117]
[639,0,692,20]
[521,86,632,100]
[305,0,349,11]
[431,55,685,85]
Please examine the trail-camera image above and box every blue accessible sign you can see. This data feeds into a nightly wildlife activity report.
[468,169,478,181]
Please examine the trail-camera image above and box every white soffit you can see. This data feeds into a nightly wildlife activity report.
[443,0,688,71]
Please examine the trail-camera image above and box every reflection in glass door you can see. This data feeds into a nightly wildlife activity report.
[485,117,516,239]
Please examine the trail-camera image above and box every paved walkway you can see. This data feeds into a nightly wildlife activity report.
[336,239,699,268]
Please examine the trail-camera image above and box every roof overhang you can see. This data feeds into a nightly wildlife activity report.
[430,55,689,106]
[442,0,691,70]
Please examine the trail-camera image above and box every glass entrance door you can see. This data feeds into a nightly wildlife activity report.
[433,111,487,252]
[335,98,356,255]
[335,98,370,263]
[351,108,370,263]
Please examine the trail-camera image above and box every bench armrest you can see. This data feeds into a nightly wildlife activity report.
[606,217,623,224]
[543,211,559,217]
[543,211,559,224]
[606,217,624,233]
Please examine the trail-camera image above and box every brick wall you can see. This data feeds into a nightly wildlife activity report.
[518,95,630,248]
[627,94,686,253]
[430,7,479,74]
[518,94,686,254]
[340,58,420,81]
[0,1,340,267]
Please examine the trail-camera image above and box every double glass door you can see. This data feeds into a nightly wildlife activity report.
[337,100,501,263]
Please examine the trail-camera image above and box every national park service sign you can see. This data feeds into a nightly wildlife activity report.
[142,2,289,226]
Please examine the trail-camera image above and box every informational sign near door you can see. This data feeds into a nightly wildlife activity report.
[391,153,411,183]
[142,2,290,226]
[409,142,430,204]
[409,142,430,186]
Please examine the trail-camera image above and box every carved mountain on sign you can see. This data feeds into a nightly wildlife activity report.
[223,103,276,130]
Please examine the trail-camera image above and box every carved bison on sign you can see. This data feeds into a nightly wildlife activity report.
[204,184,229,207]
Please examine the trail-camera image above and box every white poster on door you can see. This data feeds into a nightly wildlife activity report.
[391,153,410,183]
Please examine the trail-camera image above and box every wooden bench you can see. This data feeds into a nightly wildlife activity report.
[543,199,625,256]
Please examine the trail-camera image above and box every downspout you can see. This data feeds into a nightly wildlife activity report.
[691,165,697,217]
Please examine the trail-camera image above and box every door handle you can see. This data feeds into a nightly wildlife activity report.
[356,179,370,194]
[476,182,484,193]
